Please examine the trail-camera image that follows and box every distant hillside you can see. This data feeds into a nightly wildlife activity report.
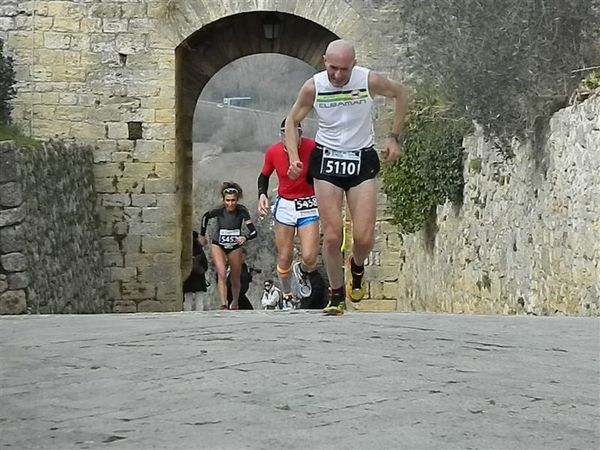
[198,53,316,111]
[193,100,317,153]
[193,143,264,200]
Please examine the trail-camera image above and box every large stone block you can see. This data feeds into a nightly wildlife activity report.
[8,272,29,290]
[37,49,64,65]
[131,194,157,207]
[144,177,175,194]
[0,182,22,207]
[112,300,137,313]
[142,236,176,253]
[124,252,155,269]
[142,206,176,223]
[0,145,17,183]
[1,252,28,272]
[137,299,164,312]
[156,280,178,299]
[115,177,145,194]
[107,122,129,140]
[122,282,155,300]
[81,17,102,33]
[0,224,26,253]
[44,31,71,49]
[0,17,15,30]
[132,140,170,162]
[106,267,137,282]
[0,290,27,314]
[0,274,7,294]
[52,18,81,32]
[155,109,174,123]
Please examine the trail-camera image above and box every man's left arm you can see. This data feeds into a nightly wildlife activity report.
[369,71,408,163]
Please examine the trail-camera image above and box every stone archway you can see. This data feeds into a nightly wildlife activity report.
[174,12,337,275]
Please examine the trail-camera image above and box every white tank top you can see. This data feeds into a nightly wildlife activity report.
[313,66,374,151]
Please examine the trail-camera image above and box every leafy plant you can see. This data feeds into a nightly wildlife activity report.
[580,69,600,91]
[0,38,15,125]
[381,87,470,234]
[400,0,599,147]
[0,124,41,147]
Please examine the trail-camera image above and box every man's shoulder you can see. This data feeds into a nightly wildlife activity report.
[266,141,285,154]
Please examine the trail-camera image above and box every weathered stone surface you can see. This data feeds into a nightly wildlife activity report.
[0,224,24,253]
[0,205,26,227]
[0,289,26,314]
[0,141,106,313]
[7,272,29,290]
[0,252,27,272]
[0,144,17,183]
[0,182,23,207]
[397,96,600,316]
[112,300,137,313]
[0,274,7,294]
[137,299,163,312]
[2,312,598,449]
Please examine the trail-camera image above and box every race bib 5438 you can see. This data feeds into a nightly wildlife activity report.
[294,195,317,211]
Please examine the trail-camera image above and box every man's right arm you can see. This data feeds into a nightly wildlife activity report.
[257,173,270,215]
[257,150,273,216]
[285,79,315,178]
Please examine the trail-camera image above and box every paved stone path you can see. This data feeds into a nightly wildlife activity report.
[1,311,598,449]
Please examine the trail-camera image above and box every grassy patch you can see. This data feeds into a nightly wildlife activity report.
[0,124,42,148]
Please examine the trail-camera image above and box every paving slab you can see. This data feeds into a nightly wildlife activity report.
[1,311,598,450]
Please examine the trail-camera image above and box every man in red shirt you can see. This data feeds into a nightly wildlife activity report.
[257,120,319,306]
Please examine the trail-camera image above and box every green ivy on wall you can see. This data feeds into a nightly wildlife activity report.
[381,87,470,234]
[0,38,15,125]
[0,124,41,148]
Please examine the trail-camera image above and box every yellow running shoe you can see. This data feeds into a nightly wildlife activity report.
[347,259,366,302]
[322,300,345,316]
[322,288,345,316]
[346,280,366,302]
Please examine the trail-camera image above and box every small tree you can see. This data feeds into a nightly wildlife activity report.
[381,86,469,234]
[0,38,15,124]
[400,0,600,147]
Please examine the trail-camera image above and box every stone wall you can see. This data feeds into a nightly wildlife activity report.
[4,0,593,316]
[0,140,105,314]
[397,95,600,316]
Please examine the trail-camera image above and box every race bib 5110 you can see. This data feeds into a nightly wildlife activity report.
[320,148,361,177]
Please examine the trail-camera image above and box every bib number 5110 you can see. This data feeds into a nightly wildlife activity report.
[320,149,361,177]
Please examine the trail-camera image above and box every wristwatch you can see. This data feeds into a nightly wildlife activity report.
[387,132,401,143]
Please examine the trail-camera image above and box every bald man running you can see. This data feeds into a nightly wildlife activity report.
[284,39,408,316]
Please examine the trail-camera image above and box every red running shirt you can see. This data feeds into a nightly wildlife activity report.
[260,137,316,199]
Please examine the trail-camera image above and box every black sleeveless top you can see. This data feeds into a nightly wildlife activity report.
[200,204,251,250]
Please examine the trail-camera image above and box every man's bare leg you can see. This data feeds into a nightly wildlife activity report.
[346,179,377,301]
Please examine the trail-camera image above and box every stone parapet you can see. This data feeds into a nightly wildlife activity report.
[396,95,600,316]
[0,140,106,314]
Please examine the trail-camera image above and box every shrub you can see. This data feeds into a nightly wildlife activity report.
[0,38,15,125]
[400,0,600,147]
[381,86,470,233]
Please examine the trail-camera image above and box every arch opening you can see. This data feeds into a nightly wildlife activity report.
[175,11,337,274]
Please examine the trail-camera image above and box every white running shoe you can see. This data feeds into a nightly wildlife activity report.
[292,261,312,297]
